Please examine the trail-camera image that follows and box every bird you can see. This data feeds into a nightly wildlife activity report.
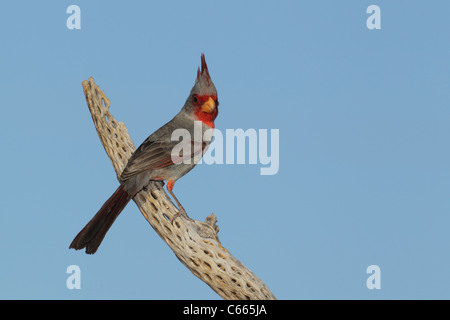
[70,54,219,254]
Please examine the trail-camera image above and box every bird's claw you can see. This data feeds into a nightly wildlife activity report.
[170,207,188,225]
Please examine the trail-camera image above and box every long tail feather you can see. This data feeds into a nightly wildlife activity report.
[69,185,131,254]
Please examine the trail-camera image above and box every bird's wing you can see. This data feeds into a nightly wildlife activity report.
[120,140,176,181]
[119,138,205,181]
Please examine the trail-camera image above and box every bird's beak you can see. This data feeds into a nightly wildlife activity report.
[201,97,216,113]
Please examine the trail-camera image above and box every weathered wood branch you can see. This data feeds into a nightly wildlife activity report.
[81,77,276,300]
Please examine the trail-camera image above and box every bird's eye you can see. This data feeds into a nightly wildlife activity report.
[193,95,198,103]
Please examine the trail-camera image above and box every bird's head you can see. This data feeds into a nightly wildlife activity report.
[183,54,219,128]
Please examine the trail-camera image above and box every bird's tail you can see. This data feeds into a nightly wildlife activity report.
[69,184,131,254]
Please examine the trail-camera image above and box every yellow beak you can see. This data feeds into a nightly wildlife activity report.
[201,97,216,113]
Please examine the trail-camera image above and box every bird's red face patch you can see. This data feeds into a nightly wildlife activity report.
[193,94,219,128]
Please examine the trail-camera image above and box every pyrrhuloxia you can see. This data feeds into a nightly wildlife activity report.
[70,54,219,254]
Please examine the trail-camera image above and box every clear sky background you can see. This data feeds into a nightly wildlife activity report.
[1,1,450,299]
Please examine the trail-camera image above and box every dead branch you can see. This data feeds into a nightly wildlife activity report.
[81,77,276,300]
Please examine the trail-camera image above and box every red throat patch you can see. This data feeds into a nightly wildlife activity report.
[194,107,218,128]
[192,94,218,128]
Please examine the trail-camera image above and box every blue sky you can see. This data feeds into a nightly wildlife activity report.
[1,1,450,299]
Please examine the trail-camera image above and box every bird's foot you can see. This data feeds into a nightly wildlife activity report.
[170,207,188,225]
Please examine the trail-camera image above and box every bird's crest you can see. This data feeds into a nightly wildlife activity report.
[196,53,211,85]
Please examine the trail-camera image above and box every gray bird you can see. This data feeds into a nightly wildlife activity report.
[70,54,219,254]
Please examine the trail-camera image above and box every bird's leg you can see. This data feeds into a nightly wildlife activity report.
[169,189,188,222]
[167,180,189,224]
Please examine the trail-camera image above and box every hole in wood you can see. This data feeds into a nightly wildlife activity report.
[188,246,197,253]
[190,258,200,267]
[164,225,172,234]
[217,252,227,260]
[151,214,159,224]
[246,283,256,292]
[203,273,212,281]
